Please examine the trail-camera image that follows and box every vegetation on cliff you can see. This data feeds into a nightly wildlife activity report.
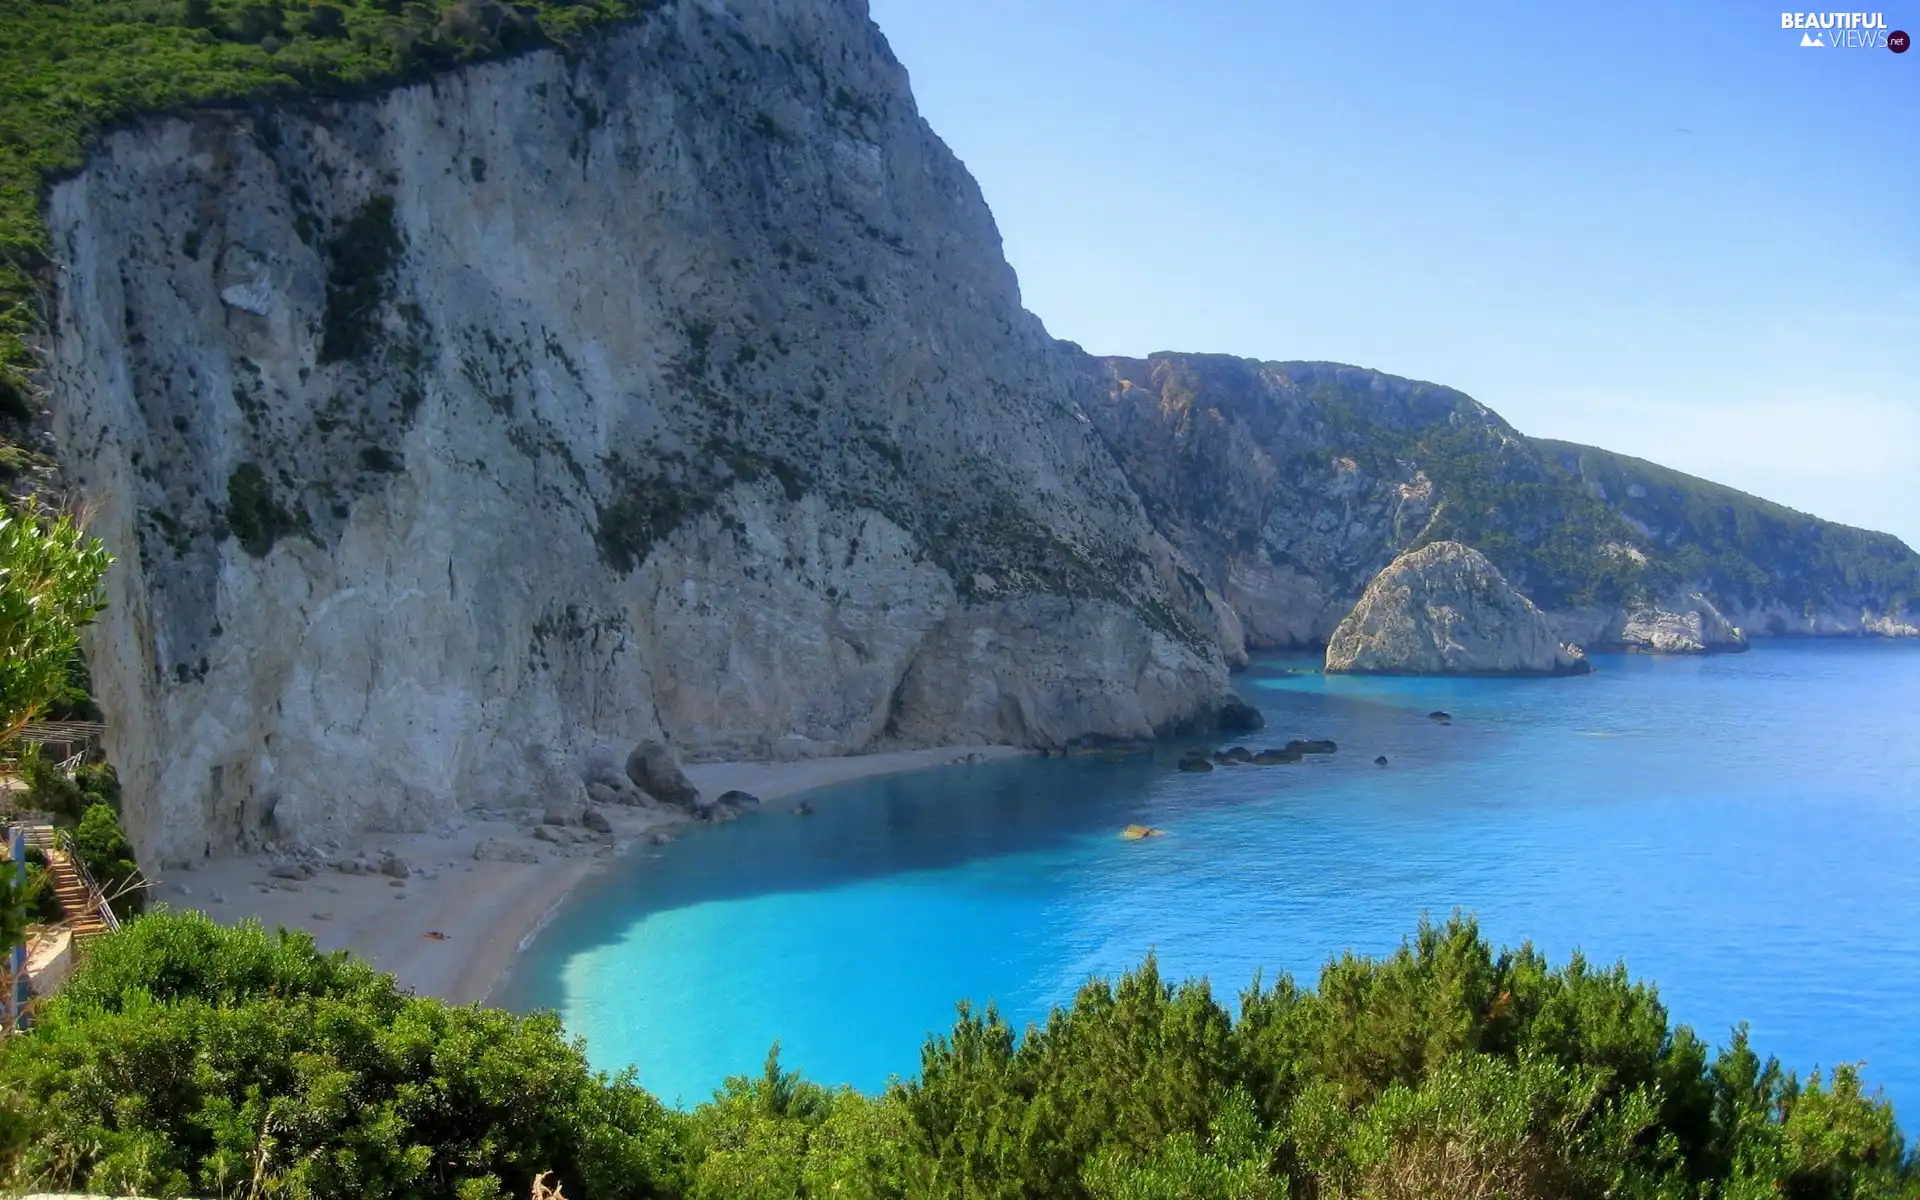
[1102,354,1920,623]
[0,509,111,741]
[1535,440,1920,618]
[0,0,661,437]
[1,910,1910,1199]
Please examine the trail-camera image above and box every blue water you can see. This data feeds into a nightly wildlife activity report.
[503,641,1920,1121]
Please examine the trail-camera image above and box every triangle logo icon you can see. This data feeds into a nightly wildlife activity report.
[1800,31,1824,45]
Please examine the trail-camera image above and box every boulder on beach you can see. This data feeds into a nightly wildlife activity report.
[1325,542,1591,676]
[473,839,539,864]
[626,740,701,809]
[697,789,761,822]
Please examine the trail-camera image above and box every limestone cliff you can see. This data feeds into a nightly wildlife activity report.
[37,1,1919,861]
[1088,354,1920,652]
[1616,593,1747,655]
[1324,542,1590,676]
[45,0,1229,860]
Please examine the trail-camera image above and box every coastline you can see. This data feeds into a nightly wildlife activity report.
[166,744,1029,1006]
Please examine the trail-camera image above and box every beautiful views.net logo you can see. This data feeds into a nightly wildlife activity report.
[1781,11,1909,50]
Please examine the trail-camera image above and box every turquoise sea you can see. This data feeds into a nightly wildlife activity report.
[502,641,1920,1121]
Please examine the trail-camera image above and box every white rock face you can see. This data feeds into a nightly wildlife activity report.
[1618,593,1748,654]
[1325,542,1590,676]
[45,1,1227,860]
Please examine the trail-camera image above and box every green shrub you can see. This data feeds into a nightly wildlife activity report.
[17,742,85,819]
[319,195,403,363]
[19,855,66,925]
[225,461,294,556]
[0,912,1909,1199]
[0,910,687,1199]
[0,510,112,742]
[69,801,143,919]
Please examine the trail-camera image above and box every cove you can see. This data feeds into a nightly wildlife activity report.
[501,641,1920,1119]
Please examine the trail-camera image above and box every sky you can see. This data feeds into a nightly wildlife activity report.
[866,1,1920,547]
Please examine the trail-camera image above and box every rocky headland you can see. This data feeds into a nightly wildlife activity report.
[1086,355,1919,656]
[1324,542,1591,676]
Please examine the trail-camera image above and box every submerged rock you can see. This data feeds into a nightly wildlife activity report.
[1120,824,1166,841]
[1325,542,1591,676]
[1428,711,1452,722]
[1176,754,1215,773]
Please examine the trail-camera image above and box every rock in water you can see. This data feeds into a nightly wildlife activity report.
[1325,542,1591,676]
[1375,755,1389,766]
[1619,592,1749,654]
[1216,696,1265,732]
[626,741,700,810]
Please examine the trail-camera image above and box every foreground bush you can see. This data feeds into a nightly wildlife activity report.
[0,911,1910,1199]
[0,911,685,1199]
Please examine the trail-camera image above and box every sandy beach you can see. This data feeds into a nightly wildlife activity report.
[158,745,1028,1006]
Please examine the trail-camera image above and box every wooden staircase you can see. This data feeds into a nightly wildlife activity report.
[19,824,116,946]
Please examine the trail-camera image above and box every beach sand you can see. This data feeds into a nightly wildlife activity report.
[164,745,1028,1005]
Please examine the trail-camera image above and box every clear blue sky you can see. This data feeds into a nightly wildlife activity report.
[867,1,1920,547]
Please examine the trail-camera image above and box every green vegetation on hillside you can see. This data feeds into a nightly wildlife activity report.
[1,910,1910,1199]
[1270,362,1918,617]
[0,0,660,429]
[1535,439,1920,616]
[1281,373,1652,609]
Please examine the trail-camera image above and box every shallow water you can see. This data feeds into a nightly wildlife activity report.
[502,641,1920,1120]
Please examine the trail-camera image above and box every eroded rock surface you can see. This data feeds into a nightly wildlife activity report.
[49,0,1228,860]
[1619,593,1748,654]
[1325,542,1590,676]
